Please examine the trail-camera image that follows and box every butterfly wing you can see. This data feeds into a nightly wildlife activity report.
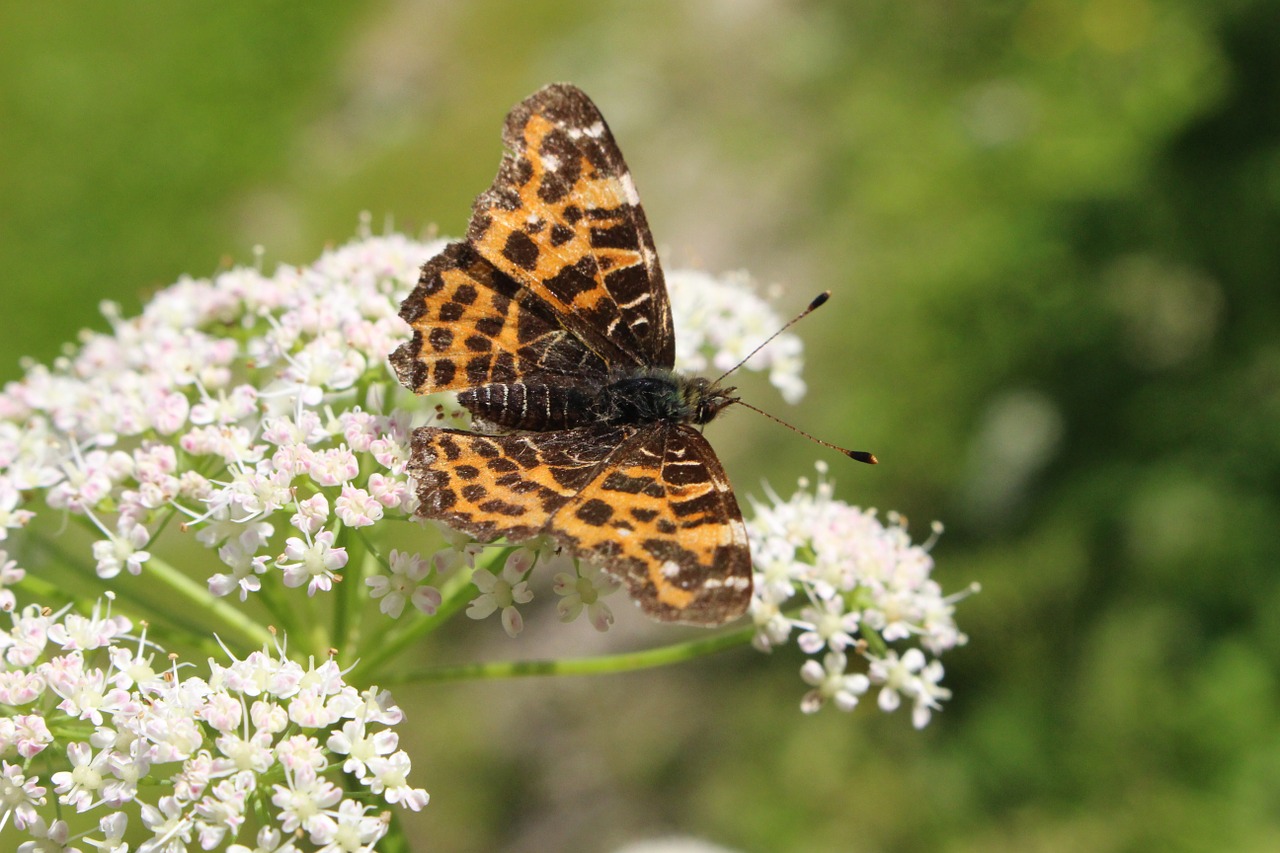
[407,424,636,543]
[393,84,753,627]
[547,424,751,625]
[409,421,752,625]
[468,83,675,370]
[390,241,609,396]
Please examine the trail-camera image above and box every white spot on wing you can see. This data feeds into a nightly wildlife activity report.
[660,560,681,578]
[619,173,640,204]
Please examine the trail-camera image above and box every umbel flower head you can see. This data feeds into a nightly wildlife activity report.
[0,226,971,849]
[747,463,972,724]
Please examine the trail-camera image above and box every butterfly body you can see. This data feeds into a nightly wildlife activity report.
[458,368,738,433]
[598,370,738,427]
[392,84,754,625]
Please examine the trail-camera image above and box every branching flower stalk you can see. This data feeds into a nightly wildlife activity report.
[0,224,971,850]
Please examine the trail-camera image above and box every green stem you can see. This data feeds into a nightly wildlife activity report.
[339,530,384,670]
[143,554,273,650]
[22,530,211,647]
[13,572,62,603]
[384,623,756,685]
[254,568,303,650]
[17,529,100,597]
[345,562,476,684]
[296,582,327,658]
[334,529,389,669]
[329,522,354,657]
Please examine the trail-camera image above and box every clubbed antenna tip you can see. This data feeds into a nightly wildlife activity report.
[736,400,878,467]
[714,290,834,385]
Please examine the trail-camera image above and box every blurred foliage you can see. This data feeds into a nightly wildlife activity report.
[3,1,1279,851]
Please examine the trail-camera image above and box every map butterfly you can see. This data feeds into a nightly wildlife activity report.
[392,83,851,625]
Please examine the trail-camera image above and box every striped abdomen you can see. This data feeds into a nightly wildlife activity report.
[459,383,597,431]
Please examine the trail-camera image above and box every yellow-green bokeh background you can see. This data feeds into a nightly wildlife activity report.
[3,2,1278,851]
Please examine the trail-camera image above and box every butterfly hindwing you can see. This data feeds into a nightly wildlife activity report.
[469,83,675,370]
[548,424,751,625]
[408,424,637,543]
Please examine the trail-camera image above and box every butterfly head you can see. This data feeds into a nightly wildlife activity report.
[681,376,739,425]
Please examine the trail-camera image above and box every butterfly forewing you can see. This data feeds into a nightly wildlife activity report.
[390,242,609,396]
[469,83,675,370]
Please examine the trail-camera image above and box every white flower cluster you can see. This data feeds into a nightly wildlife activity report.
[0,235,803,635]
[0,232,449,605]
[747,463,972,727]
[0,226,968,845]
[0,597,425,851]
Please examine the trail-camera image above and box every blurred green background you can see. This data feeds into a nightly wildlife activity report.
[4,2,1279,851]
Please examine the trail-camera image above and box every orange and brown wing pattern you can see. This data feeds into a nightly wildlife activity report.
[468,83,675,370]
[390,241,608,396]
[407,424,636,543]
[547,425,751,626]
[393,84,757,626]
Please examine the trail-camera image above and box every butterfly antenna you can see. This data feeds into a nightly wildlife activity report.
[713,290,832,385]
[735,399,878,464]
[714,291,876,464]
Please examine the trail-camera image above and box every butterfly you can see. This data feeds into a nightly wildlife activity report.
[391,83,756,625]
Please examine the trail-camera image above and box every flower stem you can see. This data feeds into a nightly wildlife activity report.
[386,624,757,684]
[254,568,304,650]
[143,554,274,650]
[345,561,476,684]
[22,530,250,654]
[331,522,356,654]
